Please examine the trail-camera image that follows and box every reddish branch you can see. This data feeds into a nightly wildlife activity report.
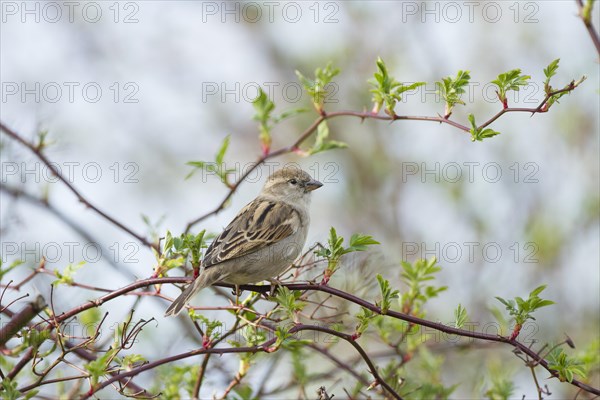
[236,283,600,396]
[183,84,581,232]
[80,323,403,400]
[1,302,149,396]
[0,68,589,397]
[6,276,596,396]
[0,79,581,239]
[476,84,586,130]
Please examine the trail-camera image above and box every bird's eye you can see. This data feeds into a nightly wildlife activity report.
[289,179,298,185]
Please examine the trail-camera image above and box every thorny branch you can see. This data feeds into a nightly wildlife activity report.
[0,61,592,398]
[182,84,582,232]
[2,276,598,397]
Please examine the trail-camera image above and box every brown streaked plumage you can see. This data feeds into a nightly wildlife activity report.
[202,200,301,267]
[165,167,322,316]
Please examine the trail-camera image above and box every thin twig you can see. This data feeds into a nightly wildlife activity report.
[184,116,325,232]
[183,83,580,232]
[0,184,139,281]
[22,276,598,395]
[576,0,600,57]
[1,306,151,396]
[0,122,156,250]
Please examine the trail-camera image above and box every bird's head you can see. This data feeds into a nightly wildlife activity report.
[261,166,323,204]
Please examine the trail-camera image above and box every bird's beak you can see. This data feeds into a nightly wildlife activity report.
[305,179,323,192]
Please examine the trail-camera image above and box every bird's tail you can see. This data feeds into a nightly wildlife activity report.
[164,267,223,317]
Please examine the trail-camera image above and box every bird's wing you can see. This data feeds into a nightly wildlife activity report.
[203,198,301,268]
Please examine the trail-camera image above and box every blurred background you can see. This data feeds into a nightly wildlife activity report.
[1,1,598,398]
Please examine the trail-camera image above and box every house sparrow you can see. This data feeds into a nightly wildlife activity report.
[165,166,323,316]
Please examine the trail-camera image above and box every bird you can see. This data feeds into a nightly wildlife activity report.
[165,166,323,316]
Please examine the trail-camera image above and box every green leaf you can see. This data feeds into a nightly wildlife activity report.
[188,311,223,342]
[186,136,236,184]
[186,161,206,168]
[348,233,380,251]
[495,284,554,326]
[400,257,446,316]
[252,87,275,123]
[80,308,102,337]
[491,68,530,105]
[376,274,400,314]
[468,114,500,142]
[215,135,230,165]
[495,296,511,308]
[274,325,292,349]
[290,347,308,386]
[368,57,425,115]
[436,70,470,117]
[273,107,308,123]
[52,261,86,286]
[1,379,22,400]
[578,339,600,376]
[355,307,376,336]
[0,259,25,281]
[274,286,305,320]
[485,366,516,400]
[316,227,379,281]
[544,59,560,81]
[529,284,546,297]
[296,62,340,112]
[454,304,468,329]
[232,385,255,400]
[543,58,561,97]
[120,354,147,370]
[537,299,555,308]
[182,230,207,267]
[547,347,586,382]
[242,325,267,347]
[152,364,200,398]
[85,347,120,386]
[308,121,348,155]
[19,328,50,350]
[155,230,208,276]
